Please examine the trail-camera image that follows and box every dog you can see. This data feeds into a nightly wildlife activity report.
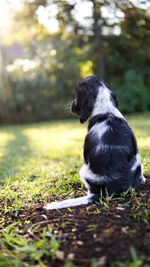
[44,75,145,210]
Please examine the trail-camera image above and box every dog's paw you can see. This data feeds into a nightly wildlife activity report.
[140,176,146,184]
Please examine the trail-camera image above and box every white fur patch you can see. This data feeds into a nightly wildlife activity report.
[131,154,141,171]
[90,121,108,140]
[141,176,146,183]
[91,83,124,119]
[131,154,146,183]
[44,194,93,210]
[79,163,106,187]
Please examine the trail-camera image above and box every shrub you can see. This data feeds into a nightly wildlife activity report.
[116,70,150,113]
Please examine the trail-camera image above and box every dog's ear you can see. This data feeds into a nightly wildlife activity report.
[79,85,95,123]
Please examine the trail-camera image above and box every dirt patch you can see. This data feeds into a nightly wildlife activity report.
[1,175,150,266]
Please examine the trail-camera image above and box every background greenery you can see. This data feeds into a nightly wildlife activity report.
[0,0,150,124]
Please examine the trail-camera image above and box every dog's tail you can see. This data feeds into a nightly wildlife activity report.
[44,193,97,210]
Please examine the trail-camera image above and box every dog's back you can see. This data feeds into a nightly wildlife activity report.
[84,113,143,196]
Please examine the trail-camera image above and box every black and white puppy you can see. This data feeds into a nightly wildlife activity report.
[44,75,145,210]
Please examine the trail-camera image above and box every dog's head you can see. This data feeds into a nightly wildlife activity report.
[71,75,119,123]
[71,76,102,123]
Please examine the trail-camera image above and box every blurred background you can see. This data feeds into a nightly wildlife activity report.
[0,0,150,124]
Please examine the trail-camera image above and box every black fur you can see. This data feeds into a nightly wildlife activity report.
[44,75,145,210]
[71,76,100,123]
[84,113,139,195]
[71,75,144,198]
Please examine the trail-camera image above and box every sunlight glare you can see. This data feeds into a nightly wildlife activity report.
[0,0,22,40]
[36,5,59,33]
[0,1,10,32]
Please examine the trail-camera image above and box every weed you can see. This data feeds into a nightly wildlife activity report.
[0,225,60,265]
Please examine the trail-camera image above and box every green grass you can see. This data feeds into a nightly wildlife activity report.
[127,113,150,174]
[0,120,86,210]
[0,113,150,266]
[0,113,150,207]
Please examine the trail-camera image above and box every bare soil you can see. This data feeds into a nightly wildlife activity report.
[1,175,150,266]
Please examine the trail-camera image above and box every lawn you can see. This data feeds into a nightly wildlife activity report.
[0,114,150,267]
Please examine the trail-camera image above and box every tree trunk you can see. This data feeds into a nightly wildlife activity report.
[92,0,105,79]
[0,48,10,123]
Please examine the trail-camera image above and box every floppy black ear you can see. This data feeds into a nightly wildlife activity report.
[80,87,95,123]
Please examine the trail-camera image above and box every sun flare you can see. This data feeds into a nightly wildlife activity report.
[0,1,10,30]
[0,0,22,39]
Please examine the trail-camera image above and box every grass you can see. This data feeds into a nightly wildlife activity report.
[0,120,86,209]
[0,113,150,266]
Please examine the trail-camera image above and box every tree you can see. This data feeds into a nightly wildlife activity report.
[0,0,150,124]
[91,0,105,78]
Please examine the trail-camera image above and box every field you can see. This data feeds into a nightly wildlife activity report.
[0,114,150,267]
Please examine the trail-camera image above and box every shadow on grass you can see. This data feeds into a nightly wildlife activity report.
[0,125,32,181]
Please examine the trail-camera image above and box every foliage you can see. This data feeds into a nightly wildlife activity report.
[0,0,150,123]
[116,70,150,113]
